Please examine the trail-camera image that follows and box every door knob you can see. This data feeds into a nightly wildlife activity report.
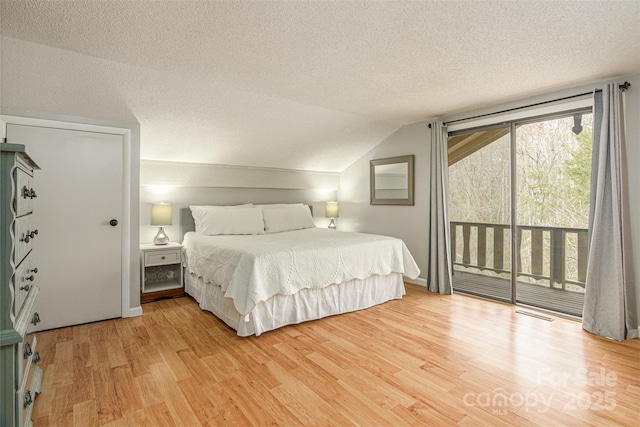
[109,219,118,226]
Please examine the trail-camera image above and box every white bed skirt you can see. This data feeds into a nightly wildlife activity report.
[185,272,406,336]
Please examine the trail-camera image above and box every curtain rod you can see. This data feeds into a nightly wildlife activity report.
[436,81,631,127]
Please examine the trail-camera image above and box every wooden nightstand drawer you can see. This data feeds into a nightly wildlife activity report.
[145,249,180,266]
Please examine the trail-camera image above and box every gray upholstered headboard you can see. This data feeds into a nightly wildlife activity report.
[181,207,196,237]
[180,204,314,241]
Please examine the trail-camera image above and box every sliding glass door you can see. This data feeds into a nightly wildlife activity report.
[448,110,592,317]
[514,113,592,316]
[448,125,512,302]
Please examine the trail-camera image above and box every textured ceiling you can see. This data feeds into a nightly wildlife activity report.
[1,0,639,172]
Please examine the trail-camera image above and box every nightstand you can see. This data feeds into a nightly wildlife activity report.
[140,242,184,303]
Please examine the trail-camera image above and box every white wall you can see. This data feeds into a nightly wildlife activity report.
[339,73,640,328]
[339,121,431,282]
[140,161,339,243]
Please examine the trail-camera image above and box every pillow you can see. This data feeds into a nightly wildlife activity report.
[190,205,264,235]
[262,204,316,233]
[259,203,304,209]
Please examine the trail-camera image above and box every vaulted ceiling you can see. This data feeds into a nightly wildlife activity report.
[1,0,639,172]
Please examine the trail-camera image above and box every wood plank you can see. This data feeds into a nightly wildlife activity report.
[450,223,457,263]
[29,285,639,427]
[134,374,163,408]
[551,229,565,288]
[494,225,505,270]
[111,365,142,416]
[175,376,223,425]
[517,227,523,273]
[148,362,201,425]
[48,383,75,426]
[142,402,176,427]
[531,229,543,275]
[155,342,192,382]
[92,366,122,425]
[577,230,588,283]
[72,400,97,427]
[463,225,471,265]
[477,225,487,267]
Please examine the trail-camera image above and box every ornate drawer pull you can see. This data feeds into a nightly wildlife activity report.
[31,312,41,325]
[19,187,37,199]
[33,351,41,364]
[23,342,32,359]
[30,267,39,274]
[26,275,35,281]
[20,284,31,292]
[23,390,32,408]
[22,230,39,243]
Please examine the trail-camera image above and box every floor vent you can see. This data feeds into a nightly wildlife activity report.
[515,310,554,321]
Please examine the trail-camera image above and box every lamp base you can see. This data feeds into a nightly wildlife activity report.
[328,219,336,230]
[153,226,170,245]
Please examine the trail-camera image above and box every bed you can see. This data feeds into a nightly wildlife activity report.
[181,204,420,336]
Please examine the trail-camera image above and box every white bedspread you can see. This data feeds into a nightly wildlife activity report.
[182,228,420,317]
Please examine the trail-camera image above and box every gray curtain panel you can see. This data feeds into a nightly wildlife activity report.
[426,122,453,294]
[583,83,638,341]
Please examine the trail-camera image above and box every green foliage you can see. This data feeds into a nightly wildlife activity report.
[563,127,592,210]
[449,114,593,229]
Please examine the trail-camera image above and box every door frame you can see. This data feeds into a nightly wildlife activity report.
[1,114,141,318]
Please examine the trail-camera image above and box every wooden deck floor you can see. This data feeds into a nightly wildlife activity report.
[453,270,585,317]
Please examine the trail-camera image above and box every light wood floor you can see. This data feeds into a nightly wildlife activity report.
[31,283,639,426]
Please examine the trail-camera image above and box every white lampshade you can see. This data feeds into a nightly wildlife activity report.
[151,203,172,226]
[325,201,339,219]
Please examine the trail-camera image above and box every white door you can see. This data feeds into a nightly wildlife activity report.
[7,124,123,330]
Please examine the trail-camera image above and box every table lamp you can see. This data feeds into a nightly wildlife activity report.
[325,201,339,230]
[151,203,172,245]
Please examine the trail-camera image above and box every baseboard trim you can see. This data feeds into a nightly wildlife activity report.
[128,306,143,317]
[404,277,427,287]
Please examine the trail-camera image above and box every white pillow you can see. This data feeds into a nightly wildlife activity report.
[259,203,304,209]
[190,205,264,235]
[262,204,316,233]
